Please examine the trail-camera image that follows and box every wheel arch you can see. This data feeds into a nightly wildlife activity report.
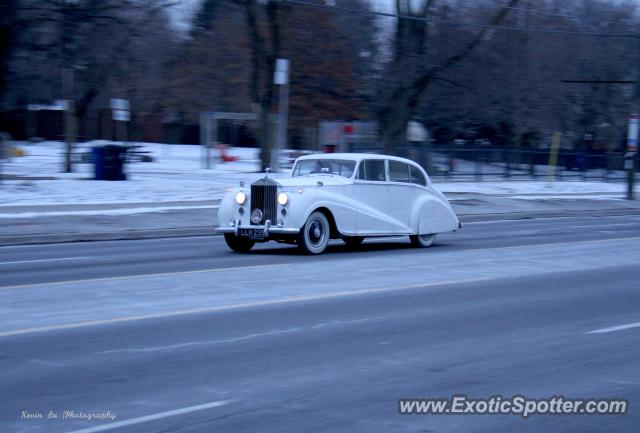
[410,194,459,234]
[311,206,340,239]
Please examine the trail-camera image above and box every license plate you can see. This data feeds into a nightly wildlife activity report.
[240,228,265,240]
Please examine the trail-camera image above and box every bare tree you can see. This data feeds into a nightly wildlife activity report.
[7,0,176,172]
[376,0,520,153]
[238,0,282,171]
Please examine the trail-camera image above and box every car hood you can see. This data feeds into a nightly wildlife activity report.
[274,176,353,188]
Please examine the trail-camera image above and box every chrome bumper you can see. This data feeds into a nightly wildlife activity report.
[215,221,299,237]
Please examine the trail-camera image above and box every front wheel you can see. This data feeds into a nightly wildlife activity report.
[298,211,330,254]
[224,233,255,253]
[410,233,437,248]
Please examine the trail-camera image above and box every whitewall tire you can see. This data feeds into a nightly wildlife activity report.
[410,233,437,248]
[298,211,330,254]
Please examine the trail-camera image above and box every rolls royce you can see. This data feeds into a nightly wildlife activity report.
[216,153,460,254]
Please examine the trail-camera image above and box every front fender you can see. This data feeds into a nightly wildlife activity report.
[284,187,357,235]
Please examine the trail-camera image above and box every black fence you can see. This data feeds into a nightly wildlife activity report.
[349,143,638,181]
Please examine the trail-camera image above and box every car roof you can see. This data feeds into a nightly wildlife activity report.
[295,153,419,166]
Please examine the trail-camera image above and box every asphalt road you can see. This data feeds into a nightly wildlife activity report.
[1,214,640,433]
[2,213,640,287]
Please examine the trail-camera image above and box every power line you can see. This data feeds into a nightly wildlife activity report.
[464,0,636,30]
[282,0,640,39]
[562,80,635,84]
[465,1,576,20]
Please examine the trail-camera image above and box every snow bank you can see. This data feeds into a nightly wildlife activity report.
[0,141,626,207]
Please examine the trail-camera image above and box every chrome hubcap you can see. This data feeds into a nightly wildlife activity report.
[308,219,325,246]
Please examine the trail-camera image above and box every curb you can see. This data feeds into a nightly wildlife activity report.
[1,208,639,247]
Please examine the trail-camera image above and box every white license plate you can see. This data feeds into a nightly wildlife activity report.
[240,228,265,240]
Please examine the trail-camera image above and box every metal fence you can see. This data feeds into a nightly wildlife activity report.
[349,143,638,181]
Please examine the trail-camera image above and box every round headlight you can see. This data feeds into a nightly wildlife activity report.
[235,191,246,205]
[278,192,289,206]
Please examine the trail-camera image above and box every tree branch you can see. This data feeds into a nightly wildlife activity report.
[407,0,520,110]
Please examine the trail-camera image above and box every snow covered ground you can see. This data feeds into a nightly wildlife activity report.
[0,141,271,206]
[0,141,628,207]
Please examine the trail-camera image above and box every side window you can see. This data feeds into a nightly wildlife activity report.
[389,161,410,183]
[363,160,386,182]
[409,165,427,186]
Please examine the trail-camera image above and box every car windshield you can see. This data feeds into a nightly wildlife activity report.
[292,159,356,178]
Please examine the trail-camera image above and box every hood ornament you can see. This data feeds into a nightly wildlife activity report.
[264,167,272,178]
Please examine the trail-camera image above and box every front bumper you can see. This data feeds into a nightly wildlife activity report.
[215,222,299,237]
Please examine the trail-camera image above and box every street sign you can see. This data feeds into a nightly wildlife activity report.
[113,110,130,122]
[274,59,289,85]
[110,99,130,111]
[111,99,130,122]
[627,114,639,152]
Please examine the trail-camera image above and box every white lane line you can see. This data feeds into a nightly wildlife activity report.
[586,322,640,335]
[98,327,301,354]
[0,263,288,291]
[0,256,93,266]
[98,318,380,354]
[572,223,640,229]
[0,277,488,338]
[61,400,230,433]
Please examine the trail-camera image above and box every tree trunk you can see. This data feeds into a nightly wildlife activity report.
[239,0,280,172]
[258,103,272,172]
[0,0,14,109]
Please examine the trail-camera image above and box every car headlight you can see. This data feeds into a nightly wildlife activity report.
[235,191,247,205]
[278,192,288,206]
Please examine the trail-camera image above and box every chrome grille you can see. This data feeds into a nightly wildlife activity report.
[250,178,278,225]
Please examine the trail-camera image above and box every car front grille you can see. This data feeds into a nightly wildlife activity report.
[250,178,278,225]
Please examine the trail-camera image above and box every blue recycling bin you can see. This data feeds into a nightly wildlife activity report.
[92,145,127,180]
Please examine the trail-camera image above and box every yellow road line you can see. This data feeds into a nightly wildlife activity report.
[0,277,488,338]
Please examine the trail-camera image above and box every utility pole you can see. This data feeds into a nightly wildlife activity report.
[273,58,290,172]
[626,114,638,200]
[62,67,76,173]
[62,0,77,173]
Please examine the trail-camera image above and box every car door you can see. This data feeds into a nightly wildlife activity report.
[351,159,397,235]
[387,160,417,232]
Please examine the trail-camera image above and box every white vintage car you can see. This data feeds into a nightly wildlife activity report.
[216,153,460,254]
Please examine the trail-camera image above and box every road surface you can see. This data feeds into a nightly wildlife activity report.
[1,213,639,433]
